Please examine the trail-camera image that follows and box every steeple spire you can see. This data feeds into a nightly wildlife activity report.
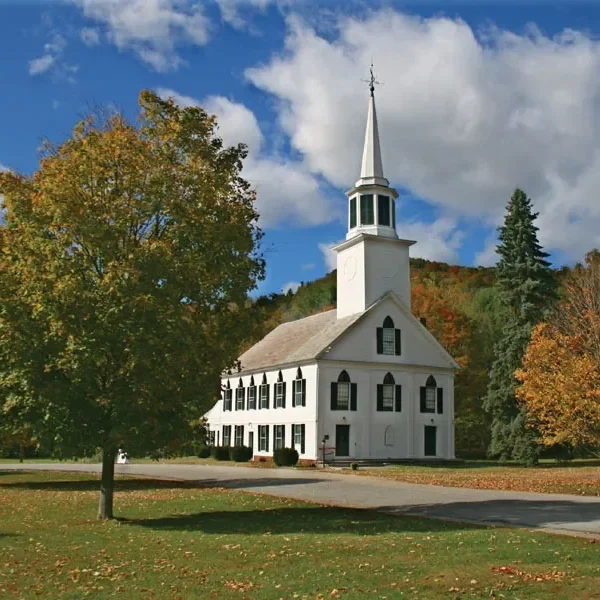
[358,64,388,187]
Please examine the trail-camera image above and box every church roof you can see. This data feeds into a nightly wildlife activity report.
[235,309,363,374]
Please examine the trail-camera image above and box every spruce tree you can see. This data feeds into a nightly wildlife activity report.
[483,188,557,464]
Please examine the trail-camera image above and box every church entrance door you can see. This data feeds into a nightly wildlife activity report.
[336,425,350,457]
[424,426,437,457]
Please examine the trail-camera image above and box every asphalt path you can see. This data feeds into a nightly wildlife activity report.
[2,462,600,538]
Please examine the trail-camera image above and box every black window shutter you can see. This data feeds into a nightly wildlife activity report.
[272,425,276,451]
[330,382,338,410]
[282,424,285,448]
[291,380,296,407]
[301,424,305,454]
[376,384,384,411]
[266,385,270,409]
[420,387,427,412]
[376,327,383,354]
[242,387,246,410]
[266,426,269,452]
[437,388,444,414]
[233,390,237,411]
[291,424,295,447]
[302,379,306,406]
[350,383,358,411]
[395,385,402,412]
[395,329,402,355]
[282,382,286,409]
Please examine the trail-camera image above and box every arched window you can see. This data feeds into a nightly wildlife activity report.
[293,367,306,407]
[331,370,357,411]
[377,372,401,412]
[259,373,270,409]
[223,380,233,411]
[420,375,440,414]
[275,370,286,408]
[247,376,256,410]
[377,316,401,356]
[235,378,245,411]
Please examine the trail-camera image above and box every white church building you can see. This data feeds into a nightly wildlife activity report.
[205,81,458,463]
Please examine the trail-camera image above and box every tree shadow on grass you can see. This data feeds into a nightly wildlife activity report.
[0,476,323,493]
[125,505,480,536]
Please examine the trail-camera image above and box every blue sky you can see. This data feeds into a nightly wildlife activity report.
[2,1,600,296]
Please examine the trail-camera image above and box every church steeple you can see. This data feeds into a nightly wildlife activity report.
[345,65,399,241]
[359,78,387,187]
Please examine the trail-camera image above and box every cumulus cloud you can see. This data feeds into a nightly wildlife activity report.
[216,0,287,30]
[245,11,600,261]
[72,0,210,72]
[156,88,338,228]
[397,217,464,263]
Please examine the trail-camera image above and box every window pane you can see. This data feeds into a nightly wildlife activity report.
[378,195,390,226]
[382,327,395,355]
[260,385,268,408]
[295,379,303,405]
[360,195,374,225]
[337,382,350,409]
[426,387,436,411]
[294,426,302,446]
[248,387,256,409]
[383,384,394,410]
[350,197,357,229]
[276,382,284,407]
[236,388,244,409]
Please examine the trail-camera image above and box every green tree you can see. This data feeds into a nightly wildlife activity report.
[483,188,557,464]
[0,91,264,518]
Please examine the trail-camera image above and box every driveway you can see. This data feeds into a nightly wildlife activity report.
[3,462,600,538]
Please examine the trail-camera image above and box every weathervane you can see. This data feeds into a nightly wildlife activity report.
[362,62,381,97]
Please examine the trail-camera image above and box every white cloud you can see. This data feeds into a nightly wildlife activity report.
[281,281,300,294]
[245,11,600,262]
[474,237,499,267]
[29,54,56,76]
[73,0,210,72]
[216,0,283,30]
[156,88,338,228]
[80,27,101,46]
[397,217,464,263]
[319,240,341,272]
[28,33,77,80]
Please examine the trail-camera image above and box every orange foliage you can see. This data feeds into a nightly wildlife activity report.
[516,323,600,451]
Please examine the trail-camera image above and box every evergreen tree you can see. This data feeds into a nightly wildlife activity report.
[483,188,557,464]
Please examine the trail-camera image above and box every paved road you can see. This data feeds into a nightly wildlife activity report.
[2,462,600,538]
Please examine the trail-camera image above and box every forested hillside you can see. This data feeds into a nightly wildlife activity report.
[247,259,505,457]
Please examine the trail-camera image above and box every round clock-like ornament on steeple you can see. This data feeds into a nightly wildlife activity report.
[343,256,357,280]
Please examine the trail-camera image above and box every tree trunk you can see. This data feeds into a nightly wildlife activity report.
[98,448,116,520]
[19,443,24,463]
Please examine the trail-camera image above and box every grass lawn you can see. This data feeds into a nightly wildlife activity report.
[1,472,600,599]
[350,460,600,497]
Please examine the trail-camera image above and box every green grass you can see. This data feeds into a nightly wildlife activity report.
[1,472,600,599]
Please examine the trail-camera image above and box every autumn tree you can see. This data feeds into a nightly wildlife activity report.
[483,189,557,464]
[0,91,264,518]
[516,251,600,454]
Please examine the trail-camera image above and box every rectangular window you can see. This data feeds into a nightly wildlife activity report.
[208,431,215,445]
[222,425,231,447]
[294,379,304,407]
[224,389,233,411]
[275,382,285,408]
[426,387,436,412]
[258,425,269,452]
[337,382,350,410]
[293,424,305,454]
[350,197,357,229]
[259,384,269,409]
[378,195,390,226]
[360,194,374,225]
[236,387,245,410]
[274,424,285,450]
[234,425,244,447]
[382,327,395,355]
[383,384,394,411]
[247,386,256,410]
